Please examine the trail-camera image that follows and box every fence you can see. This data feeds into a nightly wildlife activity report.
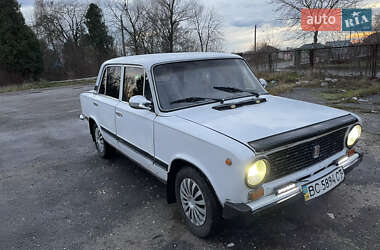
[242,43,380,78]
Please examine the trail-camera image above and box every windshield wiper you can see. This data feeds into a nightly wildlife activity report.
[213,86,260,97]
[170,96,225,105]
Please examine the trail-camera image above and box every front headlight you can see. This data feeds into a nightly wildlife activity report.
[246,159,268,187]
[346,124,362,148]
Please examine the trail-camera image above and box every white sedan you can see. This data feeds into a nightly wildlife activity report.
[80,52,363,237]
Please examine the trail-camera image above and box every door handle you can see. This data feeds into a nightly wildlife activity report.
[93,102,98,107]
[115,111,123,117]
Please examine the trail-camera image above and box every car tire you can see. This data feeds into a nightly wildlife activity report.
[92,123,114,158]
[175,167,222,238]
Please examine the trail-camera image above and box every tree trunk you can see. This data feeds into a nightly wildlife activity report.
[313,31,318,44]
[120,16,126,56]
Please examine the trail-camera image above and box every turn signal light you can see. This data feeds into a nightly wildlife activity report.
[347,148,355,157]
[248,187,264,201]
[225,158,232,166]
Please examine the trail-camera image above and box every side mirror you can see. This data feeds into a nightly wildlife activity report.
[259,78,268,89]
[129,95,152,110]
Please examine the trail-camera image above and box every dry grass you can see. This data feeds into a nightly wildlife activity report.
[258,71,321,95]
[267,82,299,96]
[321,78,380,102]
[257,71,380,100]
[257,71,300,84]
[0,78,95,94]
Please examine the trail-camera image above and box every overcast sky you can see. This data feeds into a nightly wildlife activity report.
[19,0,380,52]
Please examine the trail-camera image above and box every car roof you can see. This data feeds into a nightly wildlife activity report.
[103,52,242,69]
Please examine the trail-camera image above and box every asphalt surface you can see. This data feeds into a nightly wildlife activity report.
[1,85,379,250]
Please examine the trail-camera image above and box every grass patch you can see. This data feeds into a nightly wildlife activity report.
[328,104,363,111]
[321,78,380,102]
[257,71,380,99]
[257,71,300,83]
[327,104,378,114]
[257,71,322,95]
[267,82,299,95]
[0,78,95,94]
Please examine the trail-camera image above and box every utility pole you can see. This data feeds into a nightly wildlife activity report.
[254,25,257,52]
[120,14,126,56]
[349,28,351,43]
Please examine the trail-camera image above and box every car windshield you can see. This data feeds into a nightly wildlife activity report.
[153,58,267,111]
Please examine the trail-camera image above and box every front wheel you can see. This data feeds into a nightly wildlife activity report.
[175,167,222,237]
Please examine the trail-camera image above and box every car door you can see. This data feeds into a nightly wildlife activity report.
[93,65,122,147]
[115,66,162,178]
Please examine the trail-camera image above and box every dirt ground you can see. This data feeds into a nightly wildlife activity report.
[0,85,379,249]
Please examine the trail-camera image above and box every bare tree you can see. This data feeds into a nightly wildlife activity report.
[271,0,361,44]
[34,0,105,79]
[148,0,194,52]
[104,0,224,54]
[35,0,87,49]
[192,5,223,52]
[105,0,152,55]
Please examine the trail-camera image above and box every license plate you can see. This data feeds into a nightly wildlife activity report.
[302,167,345,201]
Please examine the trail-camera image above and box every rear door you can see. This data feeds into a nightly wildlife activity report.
[115,66,164,179]
[93,65,122,146]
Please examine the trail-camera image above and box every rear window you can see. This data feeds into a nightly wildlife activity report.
[98,66,121,99]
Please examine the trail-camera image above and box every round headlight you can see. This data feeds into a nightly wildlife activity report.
[346,124,361,147]
[246,159,268,187]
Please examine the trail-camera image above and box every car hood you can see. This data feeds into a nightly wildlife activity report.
[172,95,350,144]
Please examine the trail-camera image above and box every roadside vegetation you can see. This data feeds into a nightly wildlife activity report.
[1,0,223,86]
[258,71,321,95]
[0,78,95,94]
[259,71,380,104]
[321,78,380,103]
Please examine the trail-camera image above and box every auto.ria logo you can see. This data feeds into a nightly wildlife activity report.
[301,8,372,31]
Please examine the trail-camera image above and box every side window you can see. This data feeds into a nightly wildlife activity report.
[105,66,121,99]
[123,67,145,102]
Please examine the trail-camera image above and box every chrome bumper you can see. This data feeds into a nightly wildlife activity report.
[223,152,363,218]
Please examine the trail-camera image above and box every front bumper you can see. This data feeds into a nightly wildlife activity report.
[223,152,363,218]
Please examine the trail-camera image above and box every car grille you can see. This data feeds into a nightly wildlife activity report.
[266,127,347,181]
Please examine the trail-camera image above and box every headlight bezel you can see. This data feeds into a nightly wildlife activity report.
[246,158,270,188]
[345,124,362,148]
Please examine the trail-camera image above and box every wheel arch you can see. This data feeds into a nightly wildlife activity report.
[166,158,220,206]
[88,117,97,142]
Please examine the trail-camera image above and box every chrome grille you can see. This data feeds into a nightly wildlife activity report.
[266,128,347,181]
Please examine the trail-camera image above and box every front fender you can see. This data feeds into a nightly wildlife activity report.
[154,115,255,204]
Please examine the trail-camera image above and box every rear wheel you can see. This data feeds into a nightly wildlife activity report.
[175,167,222,237]
[93,124,113,158]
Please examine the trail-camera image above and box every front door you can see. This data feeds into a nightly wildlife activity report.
[115,66,163,178]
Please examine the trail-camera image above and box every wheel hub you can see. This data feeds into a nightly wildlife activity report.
[179,178,207,226]
[95,127,104,153]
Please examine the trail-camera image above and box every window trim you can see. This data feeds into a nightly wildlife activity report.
[150,58,268,113]
[121,64,148,104]
[96,64,123,101]
[97,66,107,95]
